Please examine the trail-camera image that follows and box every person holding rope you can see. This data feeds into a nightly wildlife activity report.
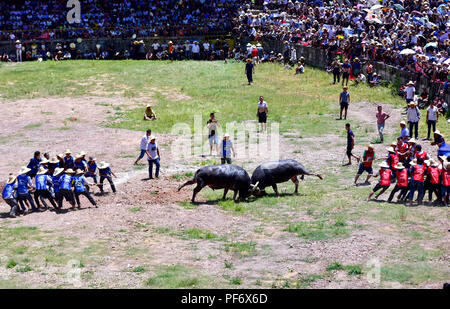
[354,144,375,185]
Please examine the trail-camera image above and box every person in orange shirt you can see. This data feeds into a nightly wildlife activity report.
[441,161,450,206]
[367,162,392,201]
[354,144,375,185]
[407,157,426,205]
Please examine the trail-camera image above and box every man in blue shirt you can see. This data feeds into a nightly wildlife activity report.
[74,154,87,172]
[98,162,117,194]
[73,169,97,208]
[16,166,37,213]
[26,151,41,178]
[52,167,64,209]
[2,174,19,217]
[34,166,57,210]
[63,149,74,169]
[339,86,350,120]
[399,121,410,141]
[220,133,236,164]
[59,168,76,209]
[85,157,98,185]
[344,123,360,166]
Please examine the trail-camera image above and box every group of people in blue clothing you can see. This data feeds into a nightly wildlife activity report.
[2,149,117,217]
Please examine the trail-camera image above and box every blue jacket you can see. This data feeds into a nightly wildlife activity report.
[2,182,17,199]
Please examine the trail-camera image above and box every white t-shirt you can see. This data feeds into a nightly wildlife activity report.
[146,142,159,160]
[258,101,268,109]
[427,106,438,121]
[140,135,149,150]
[405,86,415,99]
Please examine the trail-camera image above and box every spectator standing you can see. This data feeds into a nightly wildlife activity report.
[207,112,220,156]
[331,58,341,84]
[406,102,420,140]
[15,40,22,62]
[245,58,254,85]
[376,106,390,143]
[257,96,268,133]
[404,81,416,104]
[426,102,438,140]
[339,86,350,120]
[341,59,351,86]
[220,133,236,164]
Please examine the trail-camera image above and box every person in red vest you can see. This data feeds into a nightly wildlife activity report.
[426,159,441,205]
[387,162,409,203]
[413,145,429,164]
[396,137,409,166]
[386,146,399,181]
[367,162,392,201]
[354,144,375,185]
[407,157,426,205]
[441,161,450,206]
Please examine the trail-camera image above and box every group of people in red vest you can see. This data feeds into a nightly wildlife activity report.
[355,138,450,206]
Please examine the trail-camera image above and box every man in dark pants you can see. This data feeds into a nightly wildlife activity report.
[426,101,438,140]
[73,169,97,208]
[387,163,409,202]
[245,58,254,85]
[344,123,360,166]
[146,136,160,179]
[406,102,420,140]
[58,169,76,209]
[339,87,350,120]
[426,160,441,204]
[407,157,426,205]
[16,166,37,213]
[34,166,57,210]
[26,151,41,178]
[220,133,236,164]
[2,174,19,217]
[98,162,117,194]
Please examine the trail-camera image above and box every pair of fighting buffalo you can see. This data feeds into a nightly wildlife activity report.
[178,159,323,203]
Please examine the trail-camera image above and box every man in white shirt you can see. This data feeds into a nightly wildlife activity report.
[134,129,152,165]
[15,40,22,62]
[192,41,200,60]
[404,81,415,104]
[146,136,160,179]
[426,101,439,140]
[406,102,420,140]
[202,41,210,60]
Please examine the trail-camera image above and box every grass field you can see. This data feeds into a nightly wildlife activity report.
[0,60,448,289]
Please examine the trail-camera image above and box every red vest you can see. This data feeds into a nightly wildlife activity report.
[380,168,392,186]
[363,150,375,167]
[396,169,409,187]
[397,143,408,160]
[442,169,450,187]
[388,153,399,168]
[427,167,440,185]
[412,165,426,182]
[416,152,427,161]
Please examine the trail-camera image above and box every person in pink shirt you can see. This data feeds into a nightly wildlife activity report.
[376,106,390,143]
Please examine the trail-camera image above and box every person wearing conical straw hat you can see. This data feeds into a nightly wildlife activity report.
[387,162,410,203]
[407,157,426,206]
[51,167,64,209]
[73,169,97,209]
[63,149,74,169]
[15,39,22,62]
[367,161,392,201]
[385,146,399,181]
[441,162,450,206]
[48,157,59,175]
[425,159,441,205]
[404,81,415,104]
[399,121,409,142]
[2,174,20,217]
[354,144,375,185]
[34,166,57,210]
[146,136,160,179]
[58,168,76,209]
[431,130,445,148]
[406,102,420,140]
[74,153,87,172]
[98,161,117,194]
[16,166,37,213]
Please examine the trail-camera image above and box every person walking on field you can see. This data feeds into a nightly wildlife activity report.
[376,106,390,143]
[245,58,254,85]
[146,136,160,179]
[220,133,236,164]
[339,87,350,120]
[354,144,375,185]
[344,123,359,166]
[406,102,420,140]
[135,129,151,165]
[426,101,438,140]
[257,96,268,133]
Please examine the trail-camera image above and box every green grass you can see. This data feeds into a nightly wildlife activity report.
[23,122,42,129]
[132,266,146,273]
[284,219,349,241]
[224,241,257,257]
[145,265,220,288]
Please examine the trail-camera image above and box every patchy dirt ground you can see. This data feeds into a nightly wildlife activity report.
[0,98,448,289]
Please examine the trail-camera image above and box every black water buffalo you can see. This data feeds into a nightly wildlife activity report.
[251,159,323,196]
[178,164,255,203]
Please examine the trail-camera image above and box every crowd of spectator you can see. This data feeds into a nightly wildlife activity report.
[233,0,450,88]
[0,0,241,41]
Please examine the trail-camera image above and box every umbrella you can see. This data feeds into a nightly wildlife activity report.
[370,5,383,11]
[368,18,383,24]
[424,42,438,49]
[400,49,416,55]
[394,4,404,11]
